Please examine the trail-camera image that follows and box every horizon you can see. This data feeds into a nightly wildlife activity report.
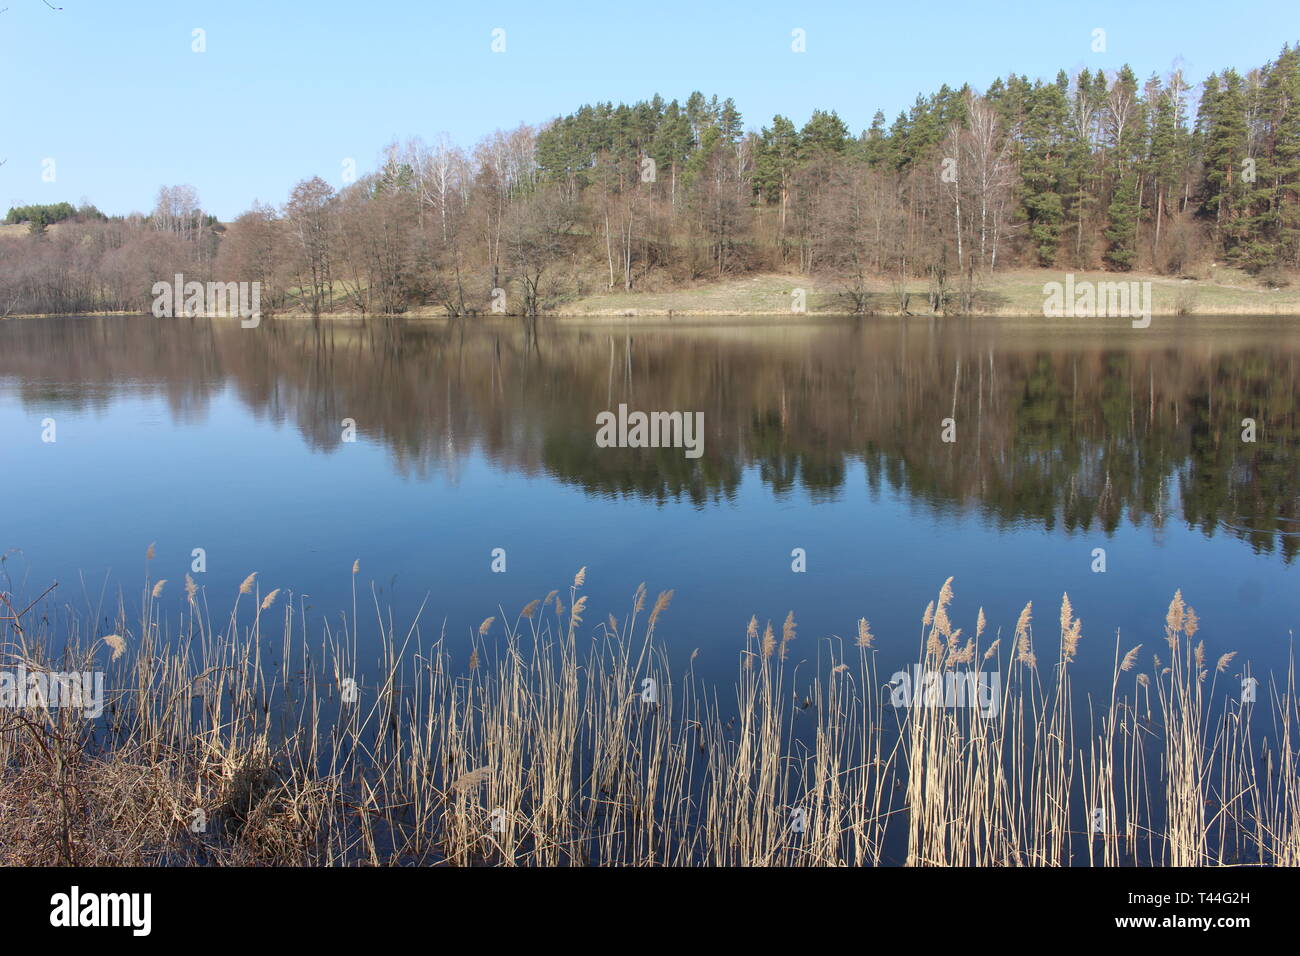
[2,0,1296,219]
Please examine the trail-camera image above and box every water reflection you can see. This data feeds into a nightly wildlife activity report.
[2,313,1298,560]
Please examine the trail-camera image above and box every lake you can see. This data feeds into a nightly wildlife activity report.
[2,313,1297,696]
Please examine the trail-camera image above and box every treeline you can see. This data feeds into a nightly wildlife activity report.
[2,46,1297,317]
[4,201,106,229]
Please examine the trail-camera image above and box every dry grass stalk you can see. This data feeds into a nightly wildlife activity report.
[0,571,1282,869]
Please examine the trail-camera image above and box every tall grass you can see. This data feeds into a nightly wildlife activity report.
[0,561,1295,866]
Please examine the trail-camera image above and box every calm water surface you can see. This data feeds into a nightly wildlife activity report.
[2,314,1297,692]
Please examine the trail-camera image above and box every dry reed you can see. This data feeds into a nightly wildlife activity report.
[0,570,1294,867]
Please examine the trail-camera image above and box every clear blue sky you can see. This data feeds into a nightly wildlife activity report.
[2,0,1296,220]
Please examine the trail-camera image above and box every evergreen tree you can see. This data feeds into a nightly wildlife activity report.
[754,115,799,205]
[1018,76,1070,265]
[798,110,850,158]
[1105,170,1140,268]
[1198,69,1251,258]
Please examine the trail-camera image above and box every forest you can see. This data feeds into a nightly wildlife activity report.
[2,46,1298,317]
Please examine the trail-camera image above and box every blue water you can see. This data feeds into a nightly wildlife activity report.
[1,314,1296,696]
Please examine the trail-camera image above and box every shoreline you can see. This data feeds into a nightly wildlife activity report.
[5,267,1298,321]
[8,306,1300,321]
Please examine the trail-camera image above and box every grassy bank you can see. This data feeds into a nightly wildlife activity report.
[6,267,1299,321]
[1,557,1294,867]
[556,267,1300,317]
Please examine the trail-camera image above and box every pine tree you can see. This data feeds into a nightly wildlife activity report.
[1272,47,1300,268]
[1018,76,1070,266]
[1105,170,1140,268]
[754,115,799,238]
[1100,67,1146,269]
[798,110,850,158]
[1198,69,1251,259]
[1245,46,1300,271]
[860,111,889,167]
[1065,69,1099,265]
[1147,77,1180,267]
